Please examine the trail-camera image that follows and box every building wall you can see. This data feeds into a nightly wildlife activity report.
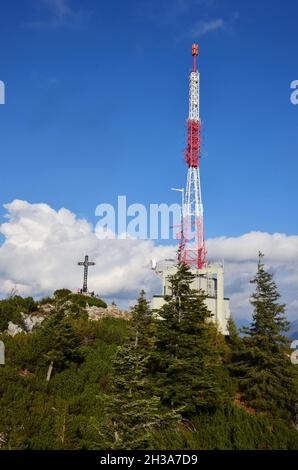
[151,263,231,335]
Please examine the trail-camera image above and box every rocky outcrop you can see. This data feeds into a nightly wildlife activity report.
[7,313,45,337]
[6,302,129,336]
[85,304,130,321]
[39,303,55,314]
[22,313,44,332]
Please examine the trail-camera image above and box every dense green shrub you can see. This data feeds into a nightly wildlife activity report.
[68,294,107,309]
[53,289,72,299]
[0,296,37,332]
[151,406,298,450]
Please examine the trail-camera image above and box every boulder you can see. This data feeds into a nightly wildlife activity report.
[21,313,44,332]
[7,322,24,337]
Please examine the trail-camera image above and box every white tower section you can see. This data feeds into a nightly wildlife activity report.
[189,71,200,121]
[185,70,202,217]
[181,61,206,268]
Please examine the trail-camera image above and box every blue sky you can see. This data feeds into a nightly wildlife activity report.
[0,0,297,238]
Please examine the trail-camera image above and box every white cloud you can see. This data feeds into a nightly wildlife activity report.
[187,11,239,39]
[0,200,297,321]
[191,18,224,36]
[42,0,73,21]
[26,0,91,29]
[207,232,298,262]
[207,233,298,321]
[0,200,174,306]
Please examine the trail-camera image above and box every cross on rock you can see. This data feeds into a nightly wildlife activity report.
[78,255,95,293]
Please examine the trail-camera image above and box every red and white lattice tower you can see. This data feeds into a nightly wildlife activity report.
[178,44,207,269]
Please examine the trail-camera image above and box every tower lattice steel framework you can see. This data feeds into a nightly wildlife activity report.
[178,44,207,269]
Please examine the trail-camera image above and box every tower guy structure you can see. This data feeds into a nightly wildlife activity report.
[152,45,231,335]
[179,43,207,269]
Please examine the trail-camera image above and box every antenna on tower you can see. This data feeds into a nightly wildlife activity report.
[191,43,199,72]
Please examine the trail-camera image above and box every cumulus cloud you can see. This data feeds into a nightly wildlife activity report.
[0,200,297,321]
[0,200,174,306]
[207,233,298,321]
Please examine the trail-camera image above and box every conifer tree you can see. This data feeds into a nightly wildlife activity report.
[39,308,82,381]
[240,252,297,419]
[106,346,162,449]
[225,318,243,371]
[131,290,154,350]
[105,291,178,449]
[153,263,229,416]
[227,318,241,347]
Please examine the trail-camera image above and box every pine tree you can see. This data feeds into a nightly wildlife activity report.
[104,291,179,449]
[39,308,82,381]
[153,263,229,416]
[226,318,243,370]
[227,317,241,347]
[106,346,162,449]
[240,252,297,419]
[131,290,154,350]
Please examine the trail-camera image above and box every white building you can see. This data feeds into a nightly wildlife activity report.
[151,263,231,335]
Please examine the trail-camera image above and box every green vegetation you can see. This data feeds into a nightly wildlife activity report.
[52,288,107,309]
[234,252,297,420]
[0,260,297,450]
[0,295,37,332]
[153,264,232,414]
[68,293,107,309]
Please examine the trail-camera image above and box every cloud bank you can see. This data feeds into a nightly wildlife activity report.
[0,200,297,321]
[207,233,298,321]
[0,200,173,306]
